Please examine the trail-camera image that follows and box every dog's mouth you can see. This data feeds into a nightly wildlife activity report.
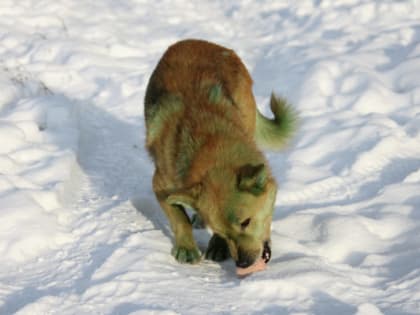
[235,241,272,276]
[262,241,271,263]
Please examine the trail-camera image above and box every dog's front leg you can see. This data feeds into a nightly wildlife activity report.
[205,234,230,262]
[158,199,201,264]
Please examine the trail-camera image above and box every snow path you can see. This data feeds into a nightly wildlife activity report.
[1,1,420,314]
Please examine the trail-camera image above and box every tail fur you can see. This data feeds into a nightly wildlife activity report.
[255,93,297,151]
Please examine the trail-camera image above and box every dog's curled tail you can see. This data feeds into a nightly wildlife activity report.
[255,93,298,151]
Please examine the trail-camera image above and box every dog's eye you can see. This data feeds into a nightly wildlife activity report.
[240,218,251,229]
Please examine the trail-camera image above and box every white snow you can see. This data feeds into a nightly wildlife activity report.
[1,1,420,314]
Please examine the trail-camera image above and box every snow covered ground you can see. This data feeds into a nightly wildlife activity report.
[1,0,420,314]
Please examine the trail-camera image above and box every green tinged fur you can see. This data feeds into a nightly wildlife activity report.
[146,94,183,144]
[255,93,298,151]
[209,84,223,104]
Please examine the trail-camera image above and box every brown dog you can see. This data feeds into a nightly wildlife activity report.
[144,39,295,272]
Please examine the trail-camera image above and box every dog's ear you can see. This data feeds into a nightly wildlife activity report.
[166,183,202,209]
[237,164,268,195]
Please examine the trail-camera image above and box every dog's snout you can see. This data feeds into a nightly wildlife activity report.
[236,250,255,268]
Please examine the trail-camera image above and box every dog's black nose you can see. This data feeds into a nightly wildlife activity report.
[236,251,254,268]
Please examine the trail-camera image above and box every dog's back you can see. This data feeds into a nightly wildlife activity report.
[145,39,296,188]
[145,40,260,185]
[145,39,257,139]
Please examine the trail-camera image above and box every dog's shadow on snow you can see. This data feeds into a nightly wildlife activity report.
[71,96,176,241]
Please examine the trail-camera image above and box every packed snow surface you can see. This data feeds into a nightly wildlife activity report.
[1,1,420,314]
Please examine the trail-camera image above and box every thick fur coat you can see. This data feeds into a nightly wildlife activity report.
[144,39,295,268]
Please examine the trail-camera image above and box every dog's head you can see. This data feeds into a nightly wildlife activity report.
[199,163,277,268]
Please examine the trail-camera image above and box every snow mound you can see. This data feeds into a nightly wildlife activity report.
[0,71,79,264]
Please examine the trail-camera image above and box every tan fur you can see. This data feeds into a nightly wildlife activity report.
[145,39,281,268]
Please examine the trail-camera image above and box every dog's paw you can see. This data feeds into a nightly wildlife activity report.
[171,246,201,264]
[205,234,230,262]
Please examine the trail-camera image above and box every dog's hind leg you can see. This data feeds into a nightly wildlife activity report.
[191,213,205,229]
